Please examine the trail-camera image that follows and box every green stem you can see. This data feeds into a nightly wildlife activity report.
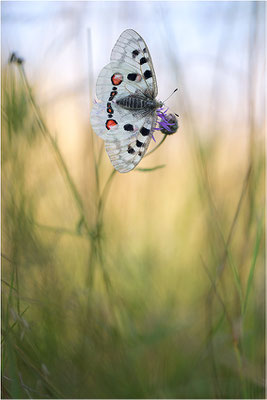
[233,341,247,398]
[145,134,167,157]
[97,169,117,224]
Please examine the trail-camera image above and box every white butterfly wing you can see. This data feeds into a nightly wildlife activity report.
[90,30,159,173]
[90,60,158,143]
[110,29,158,98]
[91,99,147,141]
[94,61,149,104]
[105,114,157,173]
[91,103,157,172]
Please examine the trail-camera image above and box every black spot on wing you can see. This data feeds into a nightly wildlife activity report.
[132,49,139,58]
[144,70,152,80]
[140,127,150,136]
[109,90,117,101]
[136,140,143,147]
[107,105,114,114]
[127,146,135,154]
[127,73,137,81]
[124,124,134,131]
[140,57,148,65]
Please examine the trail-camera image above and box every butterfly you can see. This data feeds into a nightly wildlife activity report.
[90,29,178,173]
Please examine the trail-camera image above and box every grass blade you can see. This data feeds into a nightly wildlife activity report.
[136,164,166,172]
[242,212,264,316]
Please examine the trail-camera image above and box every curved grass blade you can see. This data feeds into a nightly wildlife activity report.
[136,164,166,172]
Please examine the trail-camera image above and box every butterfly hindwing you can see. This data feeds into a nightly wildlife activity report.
[105,114,157,173]
[90,99,148,141]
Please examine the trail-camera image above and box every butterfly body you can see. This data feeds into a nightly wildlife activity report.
[90,29,178,173]
[116,95,162,112]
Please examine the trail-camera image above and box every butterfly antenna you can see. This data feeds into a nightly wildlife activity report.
[163,88,178,103]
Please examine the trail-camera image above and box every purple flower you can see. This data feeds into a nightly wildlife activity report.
[155,107,176,132]
[154,107,179,135]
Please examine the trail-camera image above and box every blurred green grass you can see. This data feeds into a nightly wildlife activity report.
[1,24,265,400]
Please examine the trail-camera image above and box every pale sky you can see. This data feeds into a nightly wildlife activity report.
[2,1,265,139]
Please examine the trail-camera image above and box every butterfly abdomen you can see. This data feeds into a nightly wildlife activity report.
[116,96,156,111]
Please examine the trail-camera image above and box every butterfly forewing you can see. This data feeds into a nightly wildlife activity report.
[95,61,150,103]
[110,29,158,98]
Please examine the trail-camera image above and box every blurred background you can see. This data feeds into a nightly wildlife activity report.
[1,1,265,399]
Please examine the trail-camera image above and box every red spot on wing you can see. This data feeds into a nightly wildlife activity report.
[106,119,118,130]
[111,73,123,86]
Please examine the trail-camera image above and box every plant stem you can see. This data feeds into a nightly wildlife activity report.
[145,134,167,157]
[18,64,91,236]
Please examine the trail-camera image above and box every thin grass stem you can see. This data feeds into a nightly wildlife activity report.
[18,64,90,236]
[145,134,167,157]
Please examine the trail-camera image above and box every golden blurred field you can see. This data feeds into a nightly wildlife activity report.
[1,2,265,399]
